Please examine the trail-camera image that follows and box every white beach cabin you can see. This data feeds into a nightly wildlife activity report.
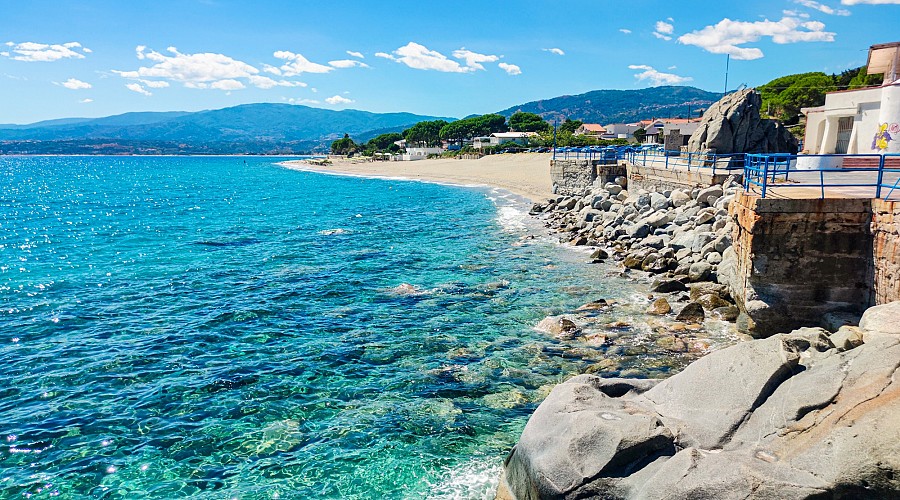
[801,41,900,168]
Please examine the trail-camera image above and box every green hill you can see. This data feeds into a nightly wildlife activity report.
[496,86,722,124]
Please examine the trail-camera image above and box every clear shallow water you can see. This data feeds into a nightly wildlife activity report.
[0,156,735,499]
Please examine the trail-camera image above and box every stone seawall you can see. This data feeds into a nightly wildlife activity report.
[872,199,900,304]
[727,193,900,336]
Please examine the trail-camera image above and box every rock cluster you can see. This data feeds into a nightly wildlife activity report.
[531,176,742,323]
[499,301,900,499]
[687,88,798,155]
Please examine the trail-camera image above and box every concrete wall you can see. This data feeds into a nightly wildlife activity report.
[627,163,736,193]
[727,193,898,336]
[872,199,900,304]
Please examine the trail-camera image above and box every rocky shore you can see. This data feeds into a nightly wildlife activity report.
[530,175,743,328]
[505,170,900,499]
[498,301,900,499]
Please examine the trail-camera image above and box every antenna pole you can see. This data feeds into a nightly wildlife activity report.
[724,54,730,95]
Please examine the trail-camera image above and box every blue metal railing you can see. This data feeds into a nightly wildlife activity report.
[554,147,900,201]
[626,148,746,176]
[552,147,623,162]
[743,153,900,201]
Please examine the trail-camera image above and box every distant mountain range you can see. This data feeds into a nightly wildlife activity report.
[0,104,450,155]
[1,86,722,154]
[496,86,722,125]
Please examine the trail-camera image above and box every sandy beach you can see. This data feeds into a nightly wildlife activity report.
[280,153,554,203]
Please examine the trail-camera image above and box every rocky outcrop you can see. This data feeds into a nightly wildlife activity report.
[688,88,798,155]
[499,303,900,499]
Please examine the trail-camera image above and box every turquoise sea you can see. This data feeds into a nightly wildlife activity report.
[1,156,735,498]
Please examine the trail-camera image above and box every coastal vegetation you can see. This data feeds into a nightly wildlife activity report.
[758,66,883,123]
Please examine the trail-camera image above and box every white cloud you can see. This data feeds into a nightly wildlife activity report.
[628,64,693,85]
[841,0,900,4]
[498,62,522,75]
[452,48,499,71]
[125,82,152,96]
[677,16,835,60]
[57,77,92,89]
[248,75,307,89]
[328,59,370,69]
[210,79,245,90]
[262,64,282,75]
[115,46,306,91]
[117,46,258,82]
[79,98,93,103]
[653,21,674,40]
[377,42,471,73]
[783,9,812,17]
[542,47,565,55]
[795,0,851,15]
[2,41,90,62]
[325,95,354,105]
[287,97,320,105]
[346,50,364,59]
[273,50,333,76]
[140,79,170,88]
[620,29,632,34]
[655,21,675,34]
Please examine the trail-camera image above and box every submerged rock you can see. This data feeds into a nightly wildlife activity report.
[645,298,672,315]
[535,316,581,340]
[675,302,705,323]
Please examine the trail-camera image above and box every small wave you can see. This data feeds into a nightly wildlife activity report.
[496,206,527,232]
[425,458,501,499]
[318,228,351,236]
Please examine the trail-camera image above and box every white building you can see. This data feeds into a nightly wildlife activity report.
[472,132,537,149]
[602,123,641,140]
[802,41,900,165]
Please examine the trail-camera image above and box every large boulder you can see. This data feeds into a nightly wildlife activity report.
[688,88,798,155]
[500,304,900,499]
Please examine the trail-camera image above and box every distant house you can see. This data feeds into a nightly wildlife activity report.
[603,123,642,140]
[638,118,702,146]
[573,123,607,137]
[389,138,442,160]
[802,41,900,160]
[472,131,537,149]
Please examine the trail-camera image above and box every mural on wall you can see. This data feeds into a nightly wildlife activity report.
[872,122,899,151]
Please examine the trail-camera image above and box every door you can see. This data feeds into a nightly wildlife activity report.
[835,117,853,154]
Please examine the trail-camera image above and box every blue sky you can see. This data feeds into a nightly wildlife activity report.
[1,0,898,124]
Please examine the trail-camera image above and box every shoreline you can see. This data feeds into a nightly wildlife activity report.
[278,153,555,203]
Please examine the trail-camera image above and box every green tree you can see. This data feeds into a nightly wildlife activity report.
[848,66,883,89]
[403,120,448,147]
[758,72,836,123]
[508,112,550,132]
[367,132,403,151]
[439,114,508,145]
[775,73,836,122]
[633,128,646,143]
[330,133,357,155]
[559,119,583,135]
